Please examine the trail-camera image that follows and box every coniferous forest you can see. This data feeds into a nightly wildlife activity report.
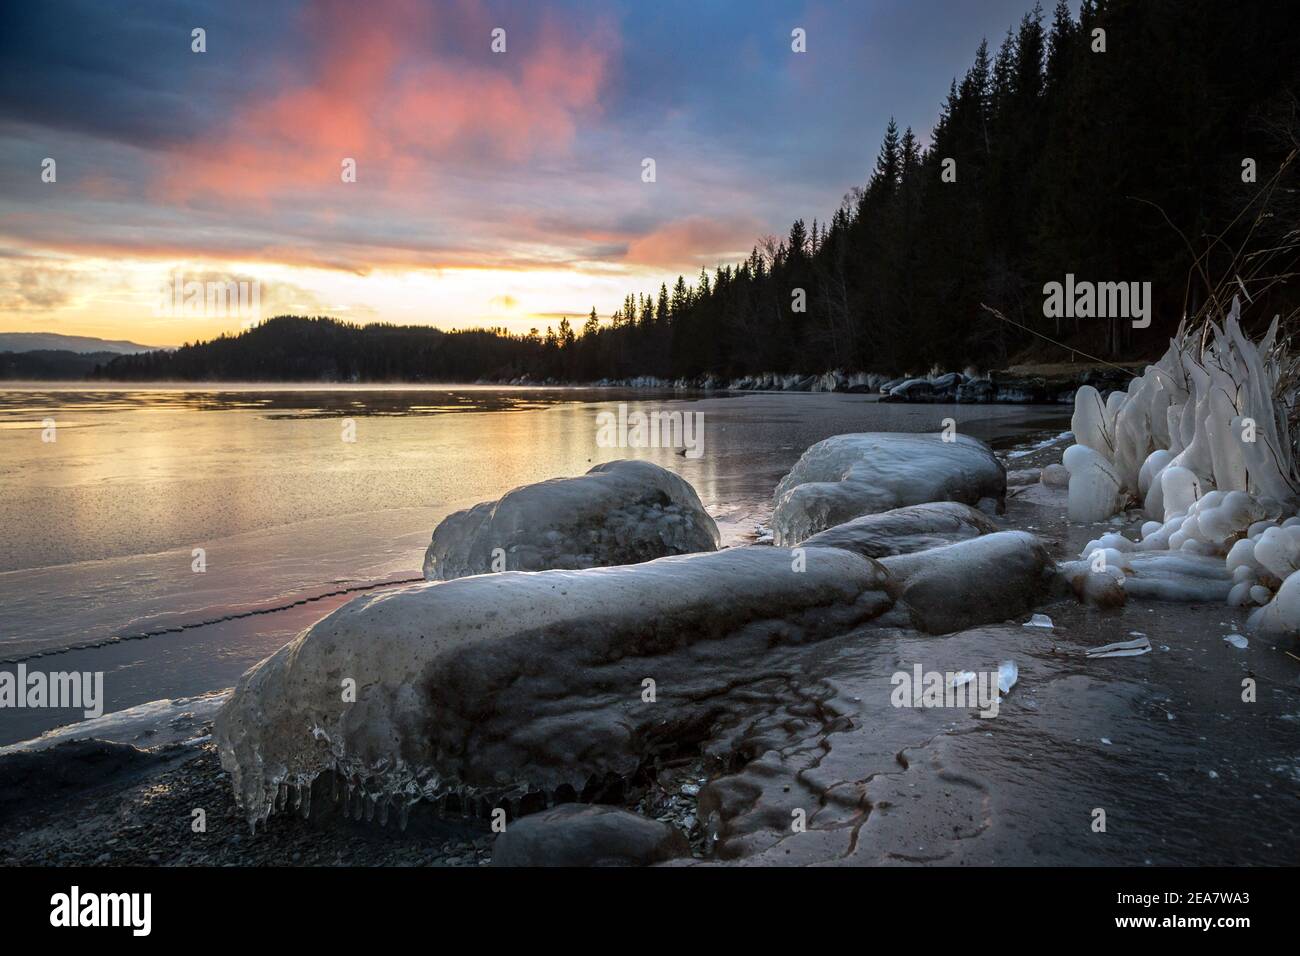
[99,0,1300,385]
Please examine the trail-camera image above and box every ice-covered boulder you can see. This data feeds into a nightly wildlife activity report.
[800,501,997,559]
[423,460,720,580]
[1063,549,1236,605]
[1063,443,1122,523]
[771,433,1006,545]
[877,531,1056,634]
[215,546,894,828]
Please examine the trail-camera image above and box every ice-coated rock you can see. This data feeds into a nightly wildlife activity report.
[1120,552,1236,602]
[423,459,720,580]
[771,433,1005,545]
[215,546,894,828]
[878,531,1056,634]
[1248,568,1300,637]
[490,804,689,867]
[1060,559,1127,607]
[1062,550,1235,604]
[1062,443,1121,523]
[798,501,997,559]
[1247,524,1300,581]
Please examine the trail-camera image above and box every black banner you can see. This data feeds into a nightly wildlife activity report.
[0,866,1277,942]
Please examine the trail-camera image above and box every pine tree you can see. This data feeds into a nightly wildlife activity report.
[869,117,901,198]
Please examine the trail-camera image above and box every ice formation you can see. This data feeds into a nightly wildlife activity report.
[215,546,895,828]
[771,433,1006,545]
[1056,300,1300,632]
[1061,299,1297,524]
[878,531,1056,634]
[1247,540,1300,636]
[799,501,997,558]
[423,460,719,580]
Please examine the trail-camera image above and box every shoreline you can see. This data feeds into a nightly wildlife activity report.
[5,425,1296,866]
[2,361,1137,405]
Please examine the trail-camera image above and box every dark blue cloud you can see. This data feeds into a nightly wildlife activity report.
[0,0,292,145]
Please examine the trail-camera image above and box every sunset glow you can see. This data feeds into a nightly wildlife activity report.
[0,0,1033,344]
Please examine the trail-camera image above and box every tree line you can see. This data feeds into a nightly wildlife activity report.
[99,0,1300,384]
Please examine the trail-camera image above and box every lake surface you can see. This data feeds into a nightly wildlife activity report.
[0,384,1071,744]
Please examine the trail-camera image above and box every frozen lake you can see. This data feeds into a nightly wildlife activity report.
[0,384,1070,744]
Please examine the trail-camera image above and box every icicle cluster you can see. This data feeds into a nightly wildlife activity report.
[1061,299,1300,634]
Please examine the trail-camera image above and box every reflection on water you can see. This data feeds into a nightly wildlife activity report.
[0,383,661,418]
[0,383,1071,744]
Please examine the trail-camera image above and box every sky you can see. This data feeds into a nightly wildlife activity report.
[0,0,1041,346]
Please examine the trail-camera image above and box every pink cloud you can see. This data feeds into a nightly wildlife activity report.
[157,0,617,204]
[622,216,766,270]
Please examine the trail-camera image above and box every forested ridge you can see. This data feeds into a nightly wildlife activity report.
[98,0,1300,384]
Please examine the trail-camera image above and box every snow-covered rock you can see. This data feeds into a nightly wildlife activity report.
[771,433,1006,545]
[423,460,719,580]
[799,501,997,559]
[878,531,1056,634]
[215,546,895,828]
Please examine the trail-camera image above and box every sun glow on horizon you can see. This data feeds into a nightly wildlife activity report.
[0,252,700,346]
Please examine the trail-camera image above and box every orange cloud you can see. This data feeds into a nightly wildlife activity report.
[622,216,766,270]
[157,0,616,205]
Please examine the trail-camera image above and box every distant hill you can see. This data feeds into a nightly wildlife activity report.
[95,315,544,382]
[0,332,164,355]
